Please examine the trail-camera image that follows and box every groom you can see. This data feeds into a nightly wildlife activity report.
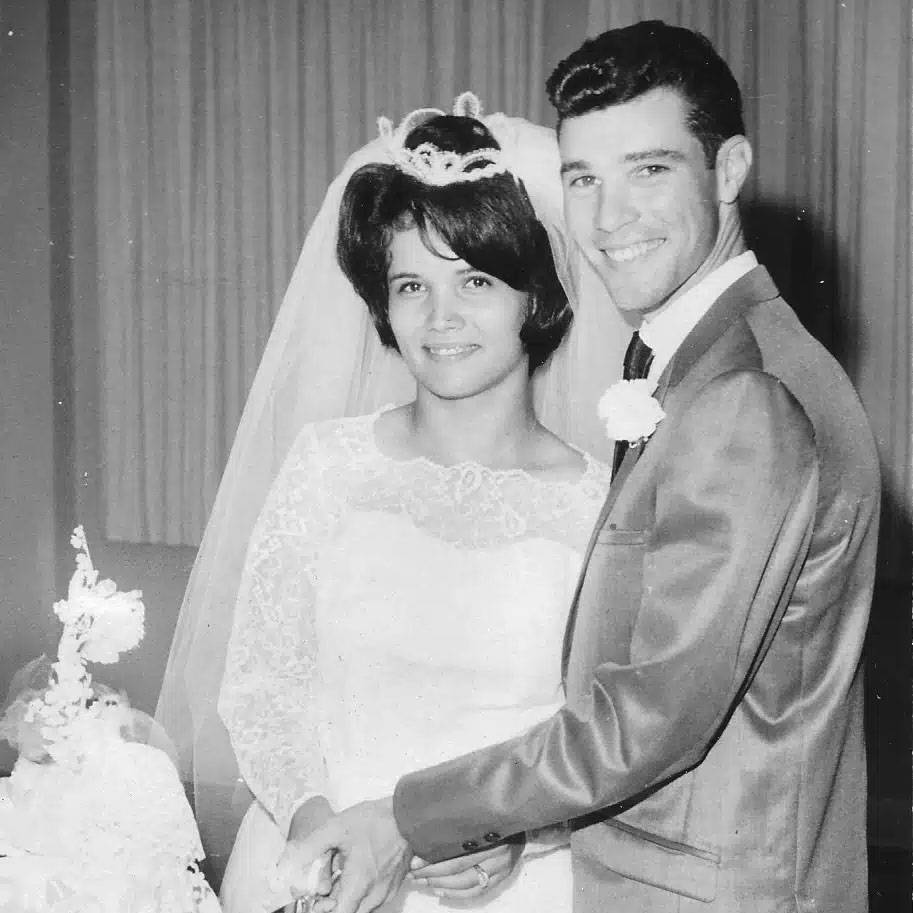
[295,21,880,912]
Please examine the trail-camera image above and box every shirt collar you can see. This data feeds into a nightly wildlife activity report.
[639,251,758,383]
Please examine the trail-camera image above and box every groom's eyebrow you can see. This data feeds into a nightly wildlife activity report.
[625,148,688,162]
[560,160,589,175]
[560,148,688,173]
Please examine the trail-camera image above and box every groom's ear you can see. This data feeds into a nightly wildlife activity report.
[715,135,752,204]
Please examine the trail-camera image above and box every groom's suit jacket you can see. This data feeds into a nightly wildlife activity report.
[393,266,880,912]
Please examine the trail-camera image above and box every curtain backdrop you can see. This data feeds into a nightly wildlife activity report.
[96,0,911,568]
[96,0,563,545]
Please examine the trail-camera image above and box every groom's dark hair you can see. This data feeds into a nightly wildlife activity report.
[547,20,745,168]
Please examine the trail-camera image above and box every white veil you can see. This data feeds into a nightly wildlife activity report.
[153,101,630,880]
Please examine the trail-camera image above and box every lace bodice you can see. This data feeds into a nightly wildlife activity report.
[281,409,611,543]
[219,411,611,831]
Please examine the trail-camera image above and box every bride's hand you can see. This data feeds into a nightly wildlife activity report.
[288,796,335,844]
[274,797,339,901]
[408,838,525,899]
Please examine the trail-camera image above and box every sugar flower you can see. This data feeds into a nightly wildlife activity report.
[11,527,145,766]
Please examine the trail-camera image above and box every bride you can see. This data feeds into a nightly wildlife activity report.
[154,93,629,912]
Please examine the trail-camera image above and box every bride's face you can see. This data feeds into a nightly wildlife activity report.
[386,227,530,401]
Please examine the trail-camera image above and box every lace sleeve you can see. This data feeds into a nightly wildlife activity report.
[218,423,343,834]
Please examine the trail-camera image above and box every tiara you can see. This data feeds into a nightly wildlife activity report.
[377,91,511,186]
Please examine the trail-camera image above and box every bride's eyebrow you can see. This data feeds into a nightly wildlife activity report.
[387,271,421,282]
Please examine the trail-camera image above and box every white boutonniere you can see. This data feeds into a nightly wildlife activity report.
[597,378,666,445]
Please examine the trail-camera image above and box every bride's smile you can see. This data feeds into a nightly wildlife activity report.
[423,343,480,359]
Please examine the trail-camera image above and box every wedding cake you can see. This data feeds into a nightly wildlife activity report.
[0,528,220,913]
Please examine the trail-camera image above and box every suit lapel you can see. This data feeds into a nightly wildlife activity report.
[614,267,778,477]
[561,266,781,683]
[658,265,779,395]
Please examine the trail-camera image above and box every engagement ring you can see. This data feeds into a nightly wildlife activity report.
[472,863,491,890]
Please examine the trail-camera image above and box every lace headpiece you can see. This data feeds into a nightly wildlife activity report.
[378,91,512,186]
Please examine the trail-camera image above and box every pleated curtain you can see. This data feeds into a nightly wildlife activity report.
[96,0,555,545]
[96,0,911,559]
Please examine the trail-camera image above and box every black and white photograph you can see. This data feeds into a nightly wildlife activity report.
[1,2,910,911]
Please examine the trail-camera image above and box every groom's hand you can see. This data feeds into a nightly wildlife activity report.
[302,796,413,913]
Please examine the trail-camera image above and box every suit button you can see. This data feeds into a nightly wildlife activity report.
[461,840,479,851]
[483,832,501,843]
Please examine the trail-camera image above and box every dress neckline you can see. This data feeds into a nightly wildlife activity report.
[361,408,606,489]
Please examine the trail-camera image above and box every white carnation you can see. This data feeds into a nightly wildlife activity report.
[598,378,666,444]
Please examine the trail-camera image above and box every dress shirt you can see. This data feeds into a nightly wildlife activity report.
[639,251,758,384]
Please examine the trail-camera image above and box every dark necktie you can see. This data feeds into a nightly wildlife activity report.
[612,331,655,478]
[622,330,654,381]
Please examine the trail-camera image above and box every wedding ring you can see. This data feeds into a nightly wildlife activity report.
[472,863,491,890]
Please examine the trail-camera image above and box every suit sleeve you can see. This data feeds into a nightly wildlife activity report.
[392,369,819,861]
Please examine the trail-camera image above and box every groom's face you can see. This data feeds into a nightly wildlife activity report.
[559,87,720,317]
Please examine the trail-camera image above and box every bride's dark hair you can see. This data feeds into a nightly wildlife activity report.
[337,114,571,372]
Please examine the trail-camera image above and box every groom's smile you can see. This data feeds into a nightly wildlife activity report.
[599,237,666,263]
[559,87,720,317]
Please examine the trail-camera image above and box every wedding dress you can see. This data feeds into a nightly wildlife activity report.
[218,410,612,912]
[152,101,629,893]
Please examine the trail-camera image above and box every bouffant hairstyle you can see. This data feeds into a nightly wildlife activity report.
[546,20,745,167]
[337,115,571,372]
